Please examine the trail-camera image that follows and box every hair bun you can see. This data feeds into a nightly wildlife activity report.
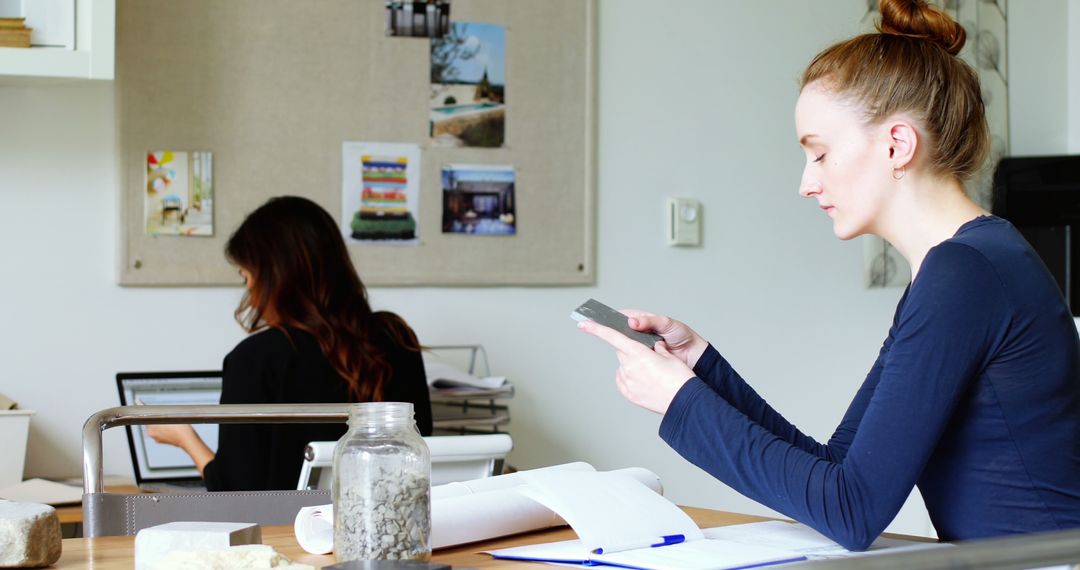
[878,0,966,55]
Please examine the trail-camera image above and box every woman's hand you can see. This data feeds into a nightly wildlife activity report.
[578,319,696,414]
[146,424,198,448]
[145,424,215,476]
[621,309,710,369]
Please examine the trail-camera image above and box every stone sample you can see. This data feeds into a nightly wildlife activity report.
[134,521,261,570]
[155,544,313,569]
[0,500,62,568]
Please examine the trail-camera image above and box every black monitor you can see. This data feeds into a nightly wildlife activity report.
[991,155,1080,315]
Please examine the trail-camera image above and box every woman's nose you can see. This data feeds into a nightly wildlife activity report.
[800,178,822,198]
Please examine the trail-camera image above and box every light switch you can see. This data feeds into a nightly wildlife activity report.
[667,198,702,246]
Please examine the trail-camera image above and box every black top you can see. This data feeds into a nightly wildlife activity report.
[203,321,433,491]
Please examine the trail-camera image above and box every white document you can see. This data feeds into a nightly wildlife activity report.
[293,462,665,554]
[435,465,663,549]
[431,461,596,501]
[424,359,507,390]
[518,470,703,553]
[0,478,83,505]
[434,488,565,549]
[703,520,948,560]
[488,535,806,570]
[488,471,805,570]
[487,519,946,570]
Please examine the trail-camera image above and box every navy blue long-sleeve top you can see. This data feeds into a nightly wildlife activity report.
[660,216,1080,550]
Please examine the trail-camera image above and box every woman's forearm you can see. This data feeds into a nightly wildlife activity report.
[179,430,216,476]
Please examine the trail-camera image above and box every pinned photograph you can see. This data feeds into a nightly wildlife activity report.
[441,164,515,235]
[385,0,450,38]
[430,22,506,148]
[145,151,214,236]
[342,142,422,245]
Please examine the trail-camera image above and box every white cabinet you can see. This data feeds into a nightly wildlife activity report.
[0,0,113,82]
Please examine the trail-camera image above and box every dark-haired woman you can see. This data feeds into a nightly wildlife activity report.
[580,0,1080,550]
[148,196,432,491]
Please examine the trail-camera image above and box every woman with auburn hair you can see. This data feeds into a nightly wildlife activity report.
[581,0,1080,550]
[149,195,432,491]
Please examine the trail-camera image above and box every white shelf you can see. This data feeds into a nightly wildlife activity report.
[0,0,113,82]
[0,47,89,78]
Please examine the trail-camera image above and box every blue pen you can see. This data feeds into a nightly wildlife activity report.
[592,534,686,554]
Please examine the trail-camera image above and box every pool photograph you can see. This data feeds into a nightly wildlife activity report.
[429,22,506,148]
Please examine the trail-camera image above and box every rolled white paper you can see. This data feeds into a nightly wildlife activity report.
[293,462,665,554]
[432,466,662,548]
[430,461,596,501]
[293,505,334,555]
[432,488,562,548]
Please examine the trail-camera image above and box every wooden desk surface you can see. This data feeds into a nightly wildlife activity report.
[54,507,774,569]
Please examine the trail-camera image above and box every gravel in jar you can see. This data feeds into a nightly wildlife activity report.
[335,468,431,561]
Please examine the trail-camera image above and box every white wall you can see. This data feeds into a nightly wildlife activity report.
[5,0,1071,538]
[1008,0,1069,155]
[1069,0,1080,153]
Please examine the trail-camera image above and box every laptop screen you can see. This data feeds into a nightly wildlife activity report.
[116,372,223,483]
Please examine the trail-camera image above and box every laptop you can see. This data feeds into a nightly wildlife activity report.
[115,371,223,493]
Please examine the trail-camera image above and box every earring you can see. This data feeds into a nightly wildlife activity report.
[892,166,906,180]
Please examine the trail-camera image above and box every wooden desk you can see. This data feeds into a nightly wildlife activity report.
[54,507,774,569]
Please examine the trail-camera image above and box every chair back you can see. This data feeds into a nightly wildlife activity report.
[83,490,332,537]
[81,403,349,537]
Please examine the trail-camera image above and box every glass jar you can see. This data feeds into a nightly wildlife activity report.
[333,402,431,562]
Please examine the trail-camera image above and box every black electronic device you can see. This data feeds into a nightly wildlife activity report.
[571,298,663,349]
[992,155,1080,315]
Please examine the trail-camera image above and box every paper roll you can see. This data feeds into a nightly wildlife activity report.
[293,505,334,555]
[431,461,595,501]
[432,465,663,548]
[432,488,563,548]
[293,463,665,555]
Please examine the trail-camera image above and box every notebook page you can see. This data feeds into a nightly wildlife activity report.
[594,539,806,570]
[519,470,703,553]
[703,521,948,560]
[485,538,592,564]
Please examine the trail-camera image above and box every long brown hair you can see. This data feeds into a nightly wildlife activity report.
[225,195,420,401]
[801,0,989,181]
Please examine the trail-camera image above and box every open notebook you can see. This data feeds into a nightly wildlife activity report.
[485,471,807,570]
[489,536,805,570]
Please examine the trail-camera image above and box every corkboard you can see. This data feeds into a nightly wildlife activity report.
[117,0,596,286]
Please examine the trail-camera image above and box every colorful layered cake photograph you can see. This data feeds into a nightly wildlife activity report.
[350,155,418,241]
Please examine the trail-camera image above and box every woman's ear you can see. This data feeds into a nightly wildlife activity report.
[887,121,918,170]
